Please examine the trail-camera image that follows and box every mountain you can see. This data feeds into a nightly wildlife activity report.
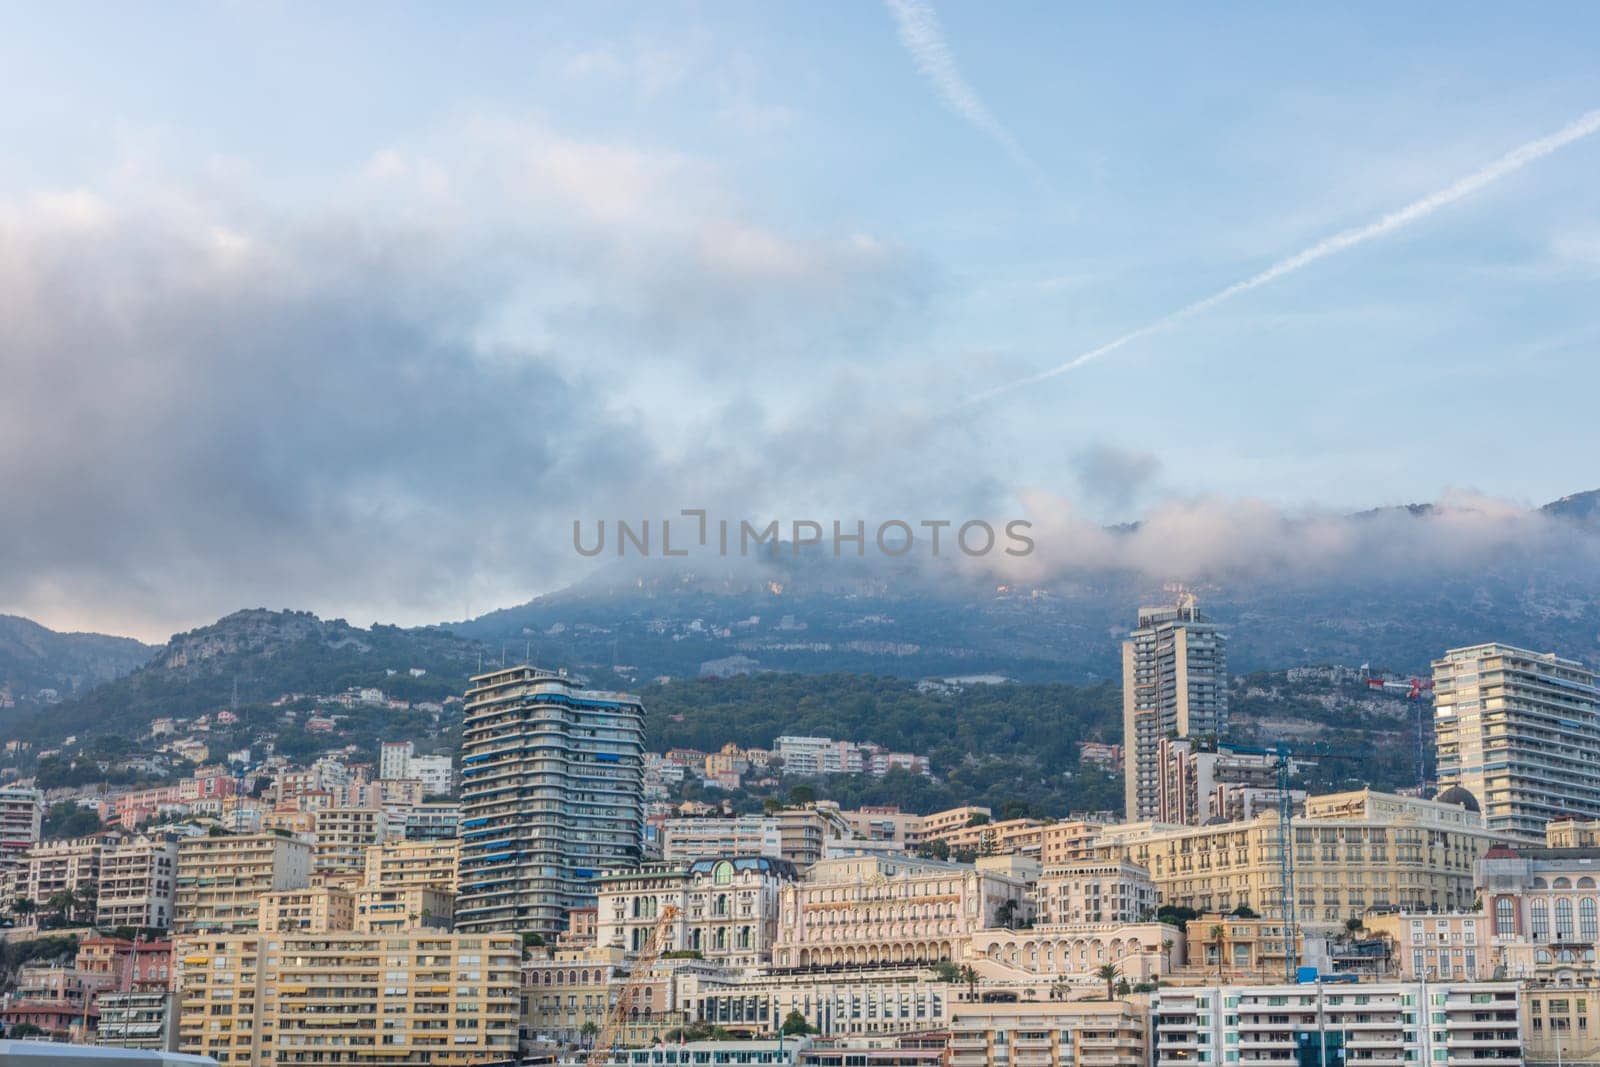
[4,608,485,744]
[452,490,1600,685]
[0,614,155,704]
[1543,489,1600,524]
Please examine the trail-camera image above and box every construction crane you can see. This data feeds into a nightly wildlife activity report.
[1364,675,1434,700]
[1364,670,1437,793]
[1217,742,1364,982]
[586,904,680,1067]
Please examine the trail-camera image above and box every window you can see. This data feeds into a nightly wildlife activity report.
[1495,898,1515,937]
[1557,899,1575,940]
[1582,899,1597,941]
[1533,900,1550,941]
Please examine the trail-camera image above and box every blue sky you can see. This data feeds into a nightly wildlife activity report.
[3,2,1598,638]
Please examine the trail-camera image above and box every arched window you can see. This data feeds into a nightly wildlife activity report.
[1532,900,1550,941]
[1557,899,1575,940]
[1496,898,1515,937]
[1583,899,1598,941]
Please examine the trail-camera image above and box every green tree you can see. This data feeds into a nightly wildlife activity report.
[1209,925,1228,983]
[958,965,978,1000]
[579,1020,600,1049]
[1095,963,1120,1001]
[780,1010,813,1036]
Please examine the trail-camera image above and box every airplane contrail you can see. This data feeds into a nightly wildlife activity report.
[885,0,1043,182]
[964,107,1600,408]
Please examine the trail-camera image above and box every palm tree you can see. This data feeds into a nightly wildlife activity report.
[47,888,81,924]
[1208,925,1227,983]
[1094,963,1120,1001]
[579,1020,600,1050]
[957,965,978,1000]
[9,898,38,924]
[1161,938,1175,969]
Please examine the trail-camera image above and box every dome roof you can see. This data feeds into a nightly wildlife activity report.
[1434,785,1481,813]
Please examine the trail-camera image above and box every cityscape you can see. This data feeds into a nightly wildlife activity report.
[5,3,1600,1066]
[3,599,1599,1064]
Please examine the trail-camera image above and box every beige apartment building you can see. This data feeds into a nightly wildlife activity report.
[772,856,1026,968]
[354,885,454,933]
[257,886,355,933]
[95,835,180,930]
[947,1001,1147,1067]
[1362,910,1490,981]
[311,805,387,875]
[173,832,312,933]
[1097,789,1499,926]
[924,819,1108,866]
[1034,860,1156,925]
[915,806,993,842]
[1524,985,1600,1066]
[174,930,520,1066]
[10,836,102,915]
[363,837,460,891]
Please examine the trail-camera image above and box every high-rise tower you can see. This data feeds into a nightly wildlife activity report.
[455,665,645,935]
[1434,643,1600,841]
[1123,593,1228,822]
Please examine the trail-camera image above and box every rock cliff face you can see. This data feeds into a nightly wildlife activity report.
[152,609,337,676]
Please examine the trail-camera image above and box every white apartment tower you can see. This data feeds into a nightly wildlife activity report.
[1123,593,1228,821]
[1434,642,1600,841]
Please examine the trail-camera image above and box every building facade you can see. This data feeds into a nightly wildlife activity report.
[0,785,43,874]
[364,837,460,892]
[174,930,520,1065]
[1034,860,1156,926]
[947,1001,1146,1067]
[311,805,387,875]
[96,835,180,931]
[771,856,1026,969]
[597,855,799,968]
[1152,981,1522,1067]
[173,832,312,933]
[456,666,646,935]
[1122,595,1228,822]
[1434,642,1600,841]
[1099,789,1498,926]
[10,835,102,917]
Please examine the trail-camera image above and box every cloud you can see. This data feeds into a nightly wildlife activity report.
[983,490,1600,590]
[884,0,1044,183]
[0,118,941,641]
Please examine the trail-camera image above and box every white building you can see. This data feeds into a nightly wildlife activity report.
[0,785,43,874]
[1152,981,1521,1066]
[1434,642,1600,841]
[378,740,414,781]
[96,835,180,930]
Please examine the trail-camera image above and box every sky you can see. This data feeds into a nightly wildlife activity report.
[3,2,1599,642]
